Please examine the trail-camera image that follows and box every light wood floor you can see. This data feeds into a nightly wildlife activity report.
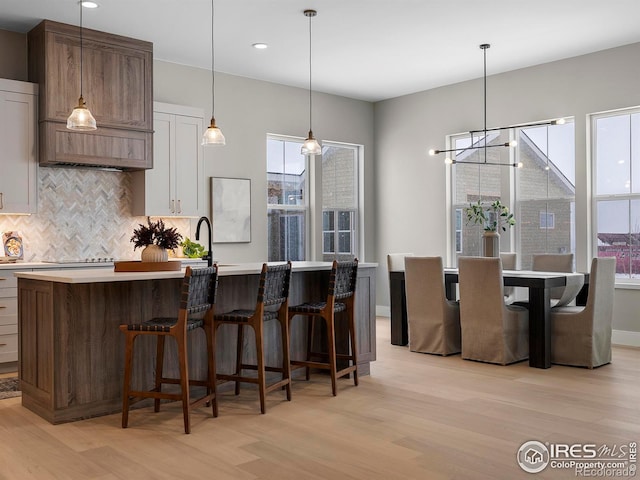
[1,318,638,479]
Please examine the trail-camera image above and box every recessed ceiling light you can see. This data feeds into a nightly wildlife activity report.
[81,1,99,8]
[252,43,268,50]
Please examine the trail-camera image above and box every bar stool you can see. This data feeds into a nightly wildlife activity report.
[288,259,359,396]
[120,266,218,434]
[213,262,292,414]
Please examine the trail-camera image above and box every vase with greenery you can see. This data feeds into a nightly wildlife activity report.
[464,200,515,257]
[131,217,183,262]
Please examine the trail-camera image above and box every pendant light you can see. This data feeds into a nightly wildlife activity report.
[301,9,321,156]
[429,44,565,167]
[67,1,97,131]
[202,0,225,146]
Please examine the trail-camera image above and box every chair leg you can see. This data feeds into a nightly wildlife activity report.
[121,332,135,428]
[348,308,359,386]
[305,316,314,380]
[254,322,267,414]
[326,316,337,396]
[235,324,244,395]
[176,331,191,434]
[205,322,218,417]
[154,335,166,412]
[279,313,292,401]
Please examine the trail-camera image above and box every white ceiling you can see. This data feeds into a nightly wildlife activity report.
[2,0,640,102]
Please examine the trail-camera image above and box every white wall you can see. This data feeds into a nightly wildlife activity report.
[374,42,640,335]
[154,61,376,264]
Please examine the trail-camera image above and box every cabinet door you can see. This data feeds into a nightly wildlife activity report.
[131,104,204,217]
[144,112,175,216]
[0,89,37,214]
[174,115,204,216]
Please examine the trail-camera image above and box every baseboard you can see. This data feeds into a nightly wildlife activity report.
[376,306,390,317]
[612,329,640,348]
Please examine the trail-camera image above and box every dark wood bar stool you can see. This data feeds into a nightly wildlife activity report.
[213,262,292,414]
[289,259,359,396]
[119,266,218,434]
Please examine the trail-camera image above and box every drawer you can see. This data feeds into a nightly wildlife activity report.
[0,333,18,363]
[0,324,17,335]
[0,272,18,289]
[0,287,17,299]
[0,296,17,318]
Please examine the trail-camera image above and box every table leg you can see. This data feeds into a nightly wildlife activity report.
[528,287,551,368]
[389,272,408,346]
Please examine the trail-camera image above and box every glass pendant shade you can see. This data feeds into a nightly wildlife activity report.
[201,117,226,146]
[67,96,97,131]
[202,0,225,147]
[301,130,321,155]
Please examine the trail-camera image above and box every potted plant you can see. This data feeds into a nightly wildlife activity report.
[131,217,183,262]
[464,200,515,257]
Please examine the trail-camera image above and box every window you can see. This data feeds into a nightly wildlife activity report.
[450,129,512,263]
[449,120,575,267]
[267,137,362,262]
[592,108,640,279]
[516,121,575,269]
[267,137,307,261]
[539,212,555,229]
[321,142,360,261]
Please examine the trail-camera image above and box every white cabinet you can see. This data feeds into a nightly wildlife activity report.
[0,269,23,364]
[132,102,205,217]
[0,79,37,214]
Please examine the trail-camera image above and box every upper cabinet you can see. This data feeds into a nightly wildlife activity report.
[0,79,37,214]
[27,20,153,170]
[131,102,205,217]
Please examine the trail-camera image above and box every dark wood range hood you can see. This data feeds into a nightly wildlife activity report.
[27,20,153,171]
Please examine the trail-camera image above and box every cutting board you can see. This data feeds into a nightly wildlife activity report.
[114,261,182,272]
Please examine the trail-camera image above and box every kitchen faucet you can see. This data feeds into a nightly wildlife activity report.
[195,216,213,267]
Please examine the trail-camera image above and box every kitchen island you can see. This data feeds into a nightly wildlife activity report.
[16,261,377,424]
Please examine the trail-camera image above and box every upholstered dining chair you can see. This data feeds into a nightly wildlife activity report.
[289,259,359,396]
[120,266,218,434]
[213,262,292,414]
[500,252,517,303]
[532,253,574,304]
[404,256,460,355]
[458,257,529,365]
[551,257,616,368]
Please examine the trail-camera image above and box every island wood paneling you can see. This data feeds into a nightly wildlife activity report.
[17,266,376,424]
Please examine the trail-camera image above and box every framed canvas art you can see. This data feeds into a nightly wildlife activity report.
[211,177,251,243]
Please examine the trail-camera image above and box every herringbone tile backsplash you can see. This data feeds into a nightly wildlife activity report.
[0,168,192,261]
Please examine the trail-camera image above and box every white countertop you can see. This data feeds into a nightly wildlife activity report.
[0,258,207,271]
[13,261,377,283]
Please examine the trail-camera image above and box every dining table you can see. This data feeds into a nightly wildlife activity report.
[389,268,589,369]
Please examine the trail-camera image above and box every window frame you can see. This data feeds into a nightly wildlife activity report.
[266,134,310,262]
[446,119,576,268]
[591,106,640,281]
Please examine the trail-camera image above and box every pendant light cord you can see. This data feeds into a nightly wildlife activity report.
[79,2,84,99]
[308,11,313,133]
[211,0,215,118]
[481,44,489,165]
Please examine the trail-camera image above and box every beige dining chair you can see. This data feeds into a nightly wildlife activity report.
[532,253,574,304]
[500,252,517,303]
[405,256,460,356]
[551,257,616,368]
[458,256,529,365]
